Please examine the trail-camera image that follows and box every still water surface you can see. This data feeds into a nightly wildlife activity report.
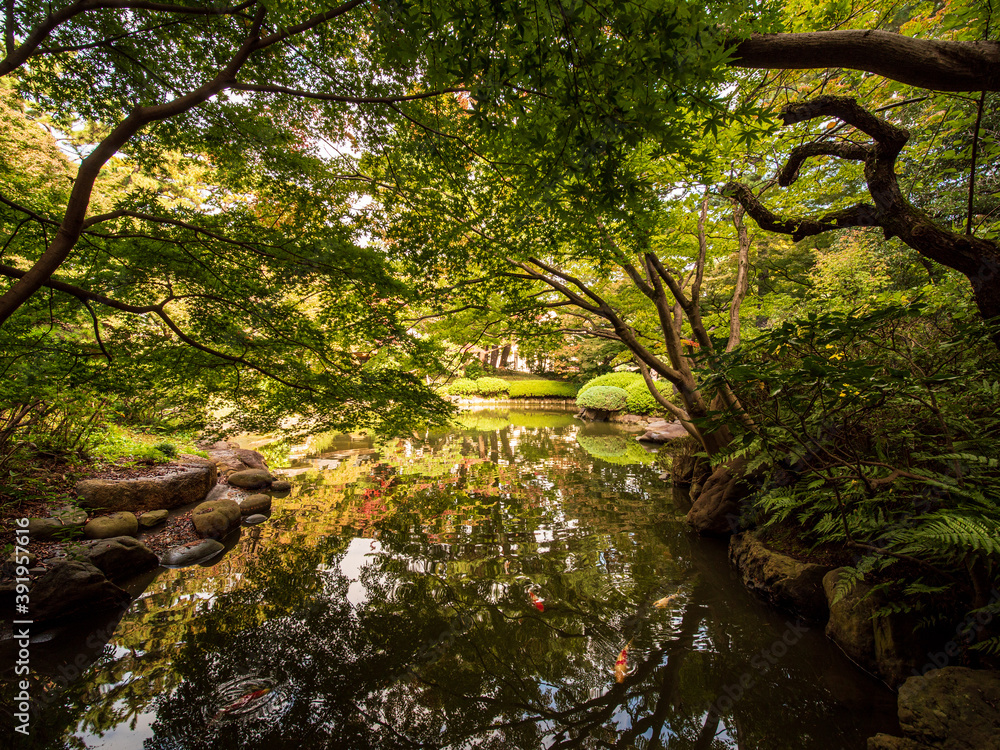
[32,410,898,749]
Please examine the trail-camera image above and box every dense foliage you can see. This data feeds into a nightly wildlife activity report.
[576,386,628,412]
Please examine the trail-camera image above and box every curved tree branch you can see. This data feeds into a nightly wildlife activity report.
[730,31,1000,92]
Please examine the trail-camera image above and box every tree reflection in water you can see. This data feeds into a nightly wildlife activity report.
[32,411,899,749]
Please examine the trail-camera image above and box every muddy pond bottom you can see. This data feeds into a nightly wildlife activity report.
[23,410,899,749]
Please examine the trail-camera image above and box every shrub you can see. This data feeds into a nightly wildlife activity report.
[576,386,627,412]
[578,371,643,395]
[624,380,672,415]
[475,377,509,397]
[445,378,478,396]
[507,380,578,398]
[153,441,177,458]
[464,359,486,379]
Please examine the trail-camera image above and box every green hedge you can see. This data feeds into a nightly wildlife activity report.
[444,377,576,399]
[475,377,509,396]
[508,380,578,398]
[576,385,628,411]
[578,371,643,395]
[446,378,478,396]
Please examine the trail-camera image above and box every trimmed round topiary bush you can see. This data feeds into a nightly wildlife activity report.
[576,385,628,412]
[475,377,510,397]
[578,371,643,395]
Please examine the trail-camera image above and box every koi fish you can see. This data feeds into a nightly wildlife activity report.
[614,640,632,684]
[209,688,270,726]
[529,591,545,612]
[653,594,678,608]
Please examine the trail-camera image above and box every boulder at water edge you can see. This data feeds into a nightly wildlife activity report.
[685,457,749,536]
[729,532,831,622]
[227,469,273,490]
[868,667,1000,749]
[204,482,240,503]
[77,536,159,581]
[84,512,139,539]
[823,568,940,686]
[239,494,272,514]
[160,539,225,567]
[637,421,688,443]
[191,499,241,538]
[29,559,131,625]
[270,480,292,493]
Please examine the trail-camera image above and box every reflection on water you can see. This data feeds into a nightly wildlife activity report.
[26,409,898,749]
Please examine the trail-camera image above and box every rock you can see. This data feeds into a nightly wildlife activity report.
[7,551,36,566]
[685,457,750,536]
[823,568,938,686]
[84,512,139,539]
[729,532,831,621]
[869,668,1000,750]
[76,459,217,512]
[672,452,709,486]
[637,422,689,442]
[270,480,292,493]
[203,444,268,476]
[577,407,617,422]
[26,517,64,541]
[29,560,130,625]
[235,448,268,470]
[244,514,268,525]
[51,505,88,527]
[138,509,169,528]
[191,499,241,539]
[76,537,159,581]
[203,482,239,503]
[239,494,272,514]
[160,539,225,567]
[868,736,925,749]
[227,469,273,490]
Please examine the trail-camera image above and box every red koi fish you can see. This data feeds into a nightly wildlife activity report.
[528,591,545,612]
[209,688,270,726]
[614,640,633,684]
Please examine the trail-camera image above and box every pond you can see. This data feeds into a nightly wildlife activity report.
[28,409,899,749]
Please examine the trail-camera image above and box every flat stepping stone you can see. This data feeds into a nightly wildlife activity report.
[239,494,271,514]
[84,512,139,539]
[227,469,273,489]
[244,514,268,525]
[138,509,169,528]
[76,458,217,513]
[160,539,225,567]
